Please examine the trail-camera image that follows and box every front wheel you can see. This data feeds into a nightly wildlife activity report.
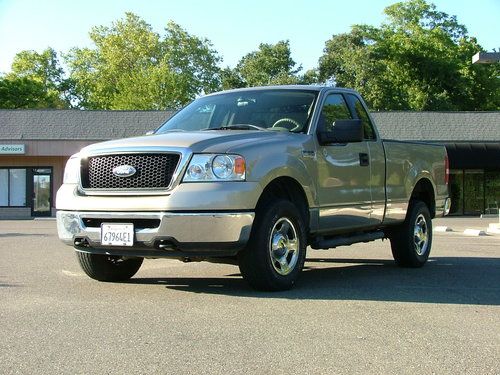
[76,252,143,281]
[238,199,307,291]
[389,200,432,267]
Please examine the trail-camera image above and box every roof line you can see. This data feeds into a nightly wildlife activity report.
[0,109,175,113]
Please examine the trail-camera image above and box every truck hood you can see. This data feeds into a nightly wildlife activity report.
[80,130,291,155]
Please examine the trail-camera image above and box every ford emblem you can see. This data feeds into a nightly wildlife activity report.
[112,165,136,178]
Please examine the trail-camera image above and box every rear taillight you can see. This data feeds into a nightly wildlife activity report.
[444,154,449,185]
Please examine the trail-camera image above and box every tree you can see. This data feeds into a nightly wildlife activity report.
[237,41,301,86]
[220,67,245,90]
[0,77,45,108]
[66,13,221,110]
[222,41,313,89]
[1,48,70,108]
[319,0,499,111]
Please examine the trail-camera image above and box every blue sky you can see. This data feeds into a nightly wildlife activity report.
[0,0,499,74]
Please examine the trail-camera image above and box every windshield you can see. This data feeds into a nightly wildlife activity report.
[156,89,318,134]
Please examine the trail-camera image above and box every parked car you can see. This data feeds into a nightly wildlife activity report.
[57,86,450,290]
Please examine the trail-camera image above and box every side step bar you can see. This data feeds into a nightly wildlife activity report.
[311,230,385,250]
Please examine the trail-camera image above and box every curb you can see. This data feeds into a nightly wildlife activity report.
[487,223,500,234]
[434,226,453,232]
[463,229,488,236]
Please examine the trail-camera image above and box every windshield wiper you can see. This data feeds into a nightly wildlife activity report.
[203,124,268,131]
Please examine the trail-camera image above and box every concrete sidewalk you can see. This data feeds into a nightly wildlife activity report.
[434,216,500,236]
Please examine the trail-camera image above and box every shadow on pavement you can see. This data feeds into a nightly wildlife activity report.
[128,256,500,305]
[0,232,49,238]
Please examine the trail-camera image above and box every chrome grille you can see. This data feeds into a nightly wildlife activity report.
[81,154,180,190]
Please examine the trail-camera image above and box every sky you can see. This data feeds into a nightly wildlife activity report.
[0,0,499,75]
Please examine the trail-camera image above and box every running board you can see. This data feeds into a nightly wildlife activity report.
[311,231,385,250]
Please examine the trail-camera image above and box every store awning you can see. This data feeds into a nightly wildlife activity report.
[444,142,500,170]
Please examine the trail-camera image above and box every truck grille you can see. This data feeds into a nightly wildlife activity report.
[81,154,180,190]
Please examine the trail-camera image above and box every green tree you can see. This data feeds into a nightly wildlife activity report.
[300,69,320,85]
[222,41,310,89]
[1,48,70,108]
[66,13,221,109]
[220,67,245,90]
[319,0,499,110]
[0,77,45,108]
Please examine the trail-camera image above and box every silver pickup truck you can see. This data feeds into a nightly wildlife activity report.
[56,86,450,290]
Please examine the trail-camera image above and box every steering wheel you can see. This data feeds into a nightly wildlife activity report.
[271,118,302,132]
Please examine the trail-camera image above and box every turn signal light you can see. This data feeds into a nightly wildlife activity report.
[234,157,246,175]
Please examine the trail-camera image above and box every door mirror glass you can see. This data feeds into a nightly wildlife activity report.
[318,119,363,145]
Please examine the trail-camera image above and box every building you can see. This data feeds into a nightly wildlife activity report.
[0,109,499,218]
[0,110,172,218]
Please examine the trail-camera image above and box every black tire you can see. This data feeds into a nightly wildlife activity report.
[238,199,307,291]
[76,252,143,281]
[389,200,432,267]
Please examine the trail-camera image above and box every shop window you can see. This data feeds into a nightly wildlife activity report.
[9,169,26,206]
[0,170,8,206]
[485,172,500,215]
[449,170,463,215]
[0,168,27,207]
[464,170,484,215]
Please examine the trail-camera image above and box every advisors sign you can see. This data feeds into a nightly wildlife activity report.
[0,144,25,154]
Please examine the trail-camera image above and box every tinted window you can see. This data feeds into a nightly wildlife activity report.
[346,94,376,140]
[318,94,352,132]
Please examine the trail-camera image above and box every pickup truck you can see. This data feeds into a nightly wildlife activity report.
[56,86,451,291]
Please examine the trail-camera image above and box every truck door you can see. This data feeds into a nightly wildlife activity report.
[345,93,386,225]
[315,93,373,233]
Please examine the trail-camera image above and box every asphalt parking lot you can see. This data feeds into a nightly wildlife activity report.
[0,217,499,375]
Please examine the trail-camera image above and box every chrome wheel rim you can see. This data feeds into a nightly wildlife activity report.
[414,214,429,256]
[269,217,299,276]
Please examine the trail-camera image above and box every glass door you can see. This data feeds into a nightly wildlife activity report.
[32,168,52,217]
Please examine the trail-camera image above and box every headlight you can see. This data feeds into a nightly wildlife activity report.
[183,154,245,182]
[63,155,81,184]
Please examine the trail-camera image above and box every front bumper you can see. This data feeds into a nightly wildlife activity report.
[56,210,254,257]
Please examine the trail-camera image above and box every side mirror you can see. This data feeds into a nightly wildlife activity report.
[317,119,363,145]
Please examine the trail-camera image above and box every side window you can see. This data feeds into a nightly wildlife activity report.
[346,94,376,140]
[318,94,352,132]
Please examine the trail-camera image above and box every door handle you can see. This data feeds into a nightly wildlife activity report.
[359,153,369,166]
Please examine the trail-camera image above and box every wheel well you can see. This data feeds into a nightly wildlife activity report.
[256,177,309,227]
[411,179,436,218]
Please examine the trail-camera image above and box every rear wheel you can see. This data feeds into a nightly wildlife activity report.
[238,199,306,291]
[76,252,143,281]
[389,200,432,267]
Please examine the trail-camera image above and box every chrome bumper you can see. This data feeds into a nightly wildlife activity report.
[435,197,452,217]
[56,210,254,256]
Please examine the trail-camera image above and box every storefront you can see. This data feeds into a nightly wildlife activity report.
[445,142,500,215]
[0,141,71,218]
[1,164,54,218]
[448,170,500,215]
[0,109,171,219]
[1,109,498,218]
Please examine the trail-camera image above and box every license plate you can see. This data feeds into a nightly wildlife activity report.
[101,223,134,246]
